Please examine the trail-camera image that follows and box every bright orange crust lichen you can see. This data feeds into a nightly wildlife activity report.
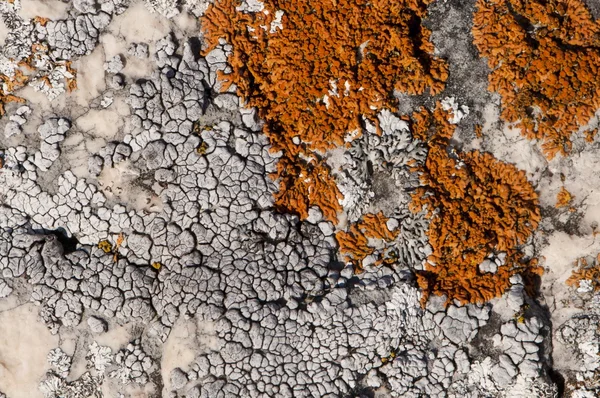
[567,254,600,292]
[271,156,343,223]
[336,212,399,271]
[410,104,542,305]
[202,0,448,222]
[473,0,600,159]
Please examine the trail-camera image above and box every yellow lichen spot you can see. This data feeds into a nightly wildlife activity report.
[193,121,213,135]
[513,304,529,323]
[192,120,206,134]
[98,240,112,253]
[31,42,48,53]
[196,141,209,155]
[556,187,573,208]
[66,78,77,92]
[381,349,398,364]
[0,69,28,116]
[151,262,162,270]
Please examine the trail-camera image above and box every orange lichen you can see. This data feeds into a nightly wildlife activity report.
[473,0,600,159]
[358,212,398,241]
[202,0,448,222]
[113,233,125,262]
[567,255,600,292]
[0,42,78,116]
[33,16,50,26]
[65,61,78,92]
[410,103,542,305]
[273,157,343,222]
[336,211,399,271]
[0,70,28,116]
[585,128,598,143]
[556,187,573,208]
[474,124,483,138]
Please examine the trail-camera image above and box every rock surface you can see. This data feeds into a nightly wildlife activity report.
[0,0,596,397]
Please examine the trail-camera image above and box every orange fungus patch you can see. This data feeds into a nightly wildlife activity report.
[336,212,399,272]
[1,42,78,116]
[567,254,600,292]
[473,0,600,159]
[410,104,542,305]
[201,0,448,222]
[0,71,27,116]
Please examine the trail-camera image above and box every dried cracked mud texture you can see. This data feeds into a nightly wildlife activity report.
[0,0,598,397]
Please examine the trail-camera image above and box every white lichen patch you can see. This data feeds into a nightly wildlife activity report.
[441,96,469,124]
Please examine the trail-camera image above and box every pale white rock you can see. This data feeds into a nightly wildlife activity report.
[236,0,264,12]
[87,316,108,333]
[479,259,497,274]
[577,279,594,293]
[269,10,284,33]
[128,43,149,59]
[104,55,125,74]
[170,367,188,390]
[4,121,21,138]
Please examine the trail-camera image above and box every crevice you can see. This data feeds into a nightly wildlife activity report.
[34,227,80,254]
[527,295,566,396]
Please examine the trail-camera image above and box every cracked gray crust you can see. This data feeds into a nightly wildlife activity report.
[0,0,596,397]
